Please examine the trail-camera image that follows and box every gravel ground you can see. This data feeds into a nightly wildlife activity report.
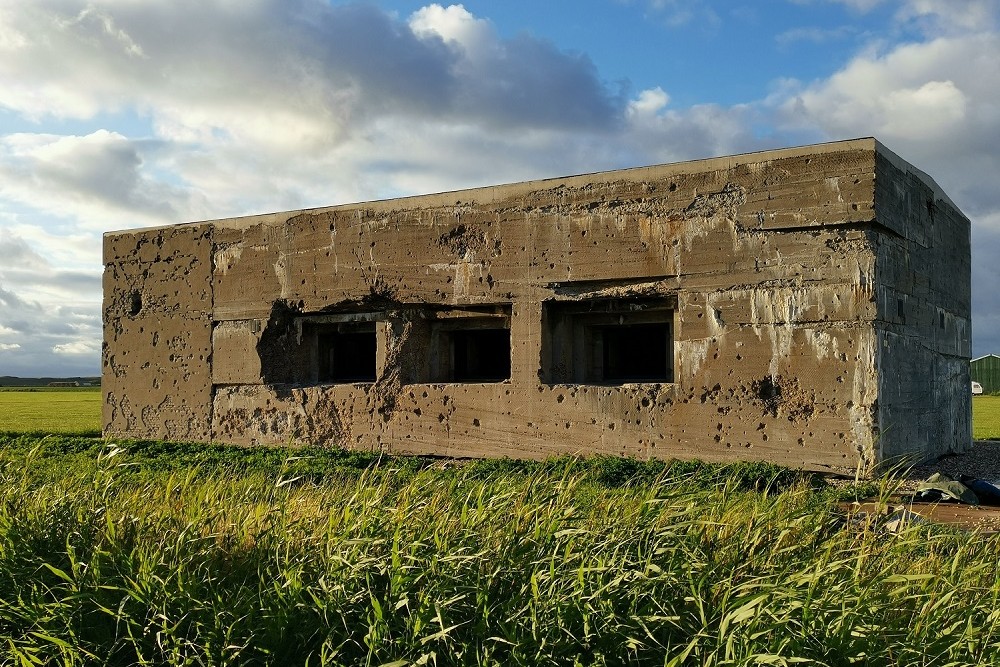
[904,439,1000,487]
[838,440,1000,533]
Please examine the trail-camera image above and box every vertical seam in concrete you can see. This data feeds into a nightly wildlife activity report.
[208,223,217,443]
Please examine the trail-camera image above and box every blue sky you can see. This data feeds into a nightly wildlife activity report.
[1,0,999,376]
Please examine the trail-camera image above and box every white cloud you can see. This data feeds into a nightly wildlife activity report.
[409,3,494,55]
[0,130,188,229]
[0,343,21,351]
[627,87,671,119]
[52,340,99,355]
[779,30,1000,212]
[0,0,998,374]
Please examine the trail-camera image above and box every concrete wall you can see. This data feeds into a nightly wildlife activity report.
[103,138,972,473]
[873,147,972,462]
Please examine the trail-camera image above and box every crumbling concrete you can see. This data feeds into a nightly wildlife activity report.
[103,138,972,473]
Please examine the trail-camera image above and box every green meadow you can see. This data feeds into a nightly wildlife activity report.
[0,386,101,435]
[974,395,1000,440]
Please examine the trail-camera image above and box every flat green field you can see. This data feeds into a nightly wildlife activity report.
[0,387,101,434]
[974,395,1000,440]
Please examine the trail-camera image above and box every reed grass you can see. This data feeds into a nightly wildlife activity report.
[0,438,996,665]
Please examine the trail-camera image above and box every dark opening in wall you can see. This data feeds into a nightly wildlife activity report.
[449,328,511,382]
[318,327,377,383]
[281,313,382,386]
[418,305,512,383]
[600,323,670,382]
[543,297,675,384]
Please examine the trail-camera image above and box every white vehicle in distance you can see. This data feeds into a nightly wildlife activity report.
[972,381,984,395]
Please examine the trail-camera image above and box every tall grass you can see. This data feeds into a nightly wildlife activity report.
[0,440,997,665]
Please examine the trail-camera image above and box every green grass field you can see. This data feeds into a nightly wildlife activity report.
[0,433,997,665]
[974,395,1000,440]
[0,387,101,434]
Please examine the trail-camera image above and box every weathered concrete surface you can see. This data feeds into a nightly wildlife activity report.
[103,138,972,473]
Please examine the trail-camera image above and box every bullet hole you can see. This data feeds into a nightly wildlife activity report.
[129,291,143,316]
[473,418,480,427]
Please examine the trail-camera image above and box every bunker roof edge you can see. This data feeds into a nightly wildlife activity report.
[105,137,909,239]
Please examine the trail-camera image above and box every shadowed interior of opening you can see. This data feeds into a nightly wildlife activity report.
[543,296,675,384]
[449,328,511,382]
[318,329,377,382]
[599,323,670,382]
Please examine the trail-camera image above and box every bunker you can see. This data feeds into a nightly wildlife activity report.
[103,138,971,473]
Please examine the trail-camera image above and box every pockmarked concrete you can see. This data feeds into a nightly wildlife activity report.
[102,138,971,474]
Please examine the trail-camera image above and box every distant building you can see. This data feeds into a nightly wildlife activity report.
[103,138,971,473]
[971,355,1000,394]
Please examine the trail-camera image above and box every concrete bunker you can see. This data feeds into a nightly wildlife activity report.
[102,138,972,474]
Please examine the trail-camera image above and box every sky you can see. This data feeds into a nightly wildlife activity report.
[1,0,999,377]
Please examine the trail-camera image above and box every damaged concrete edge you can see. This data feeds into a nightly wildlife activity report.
[103,138,884,238]
[873,139,963,214]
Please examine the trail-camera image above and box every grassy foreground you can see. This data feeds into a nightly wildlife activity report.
[0,435,998,665]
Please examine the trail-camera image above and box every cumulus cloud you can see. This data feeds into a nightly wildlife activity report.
[778,28,1000,213]
[0,282,100,376]
[52,340,100,355]
[0,0,999,374]
[0,226,102,376]
[0,131,188,229]
[775,0,1000,354]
